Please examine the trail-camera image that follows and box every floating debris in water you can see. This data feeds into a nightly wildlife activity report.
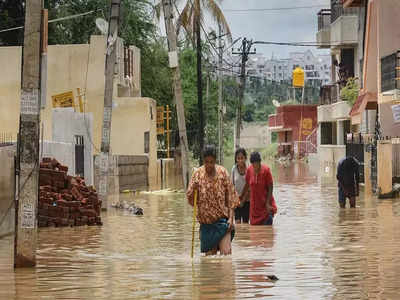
[112,201,143,215]
[267,275,279,281]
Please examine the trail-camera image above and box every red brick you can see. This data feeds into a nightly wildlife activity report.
[38,208,48,216]
[60,207,70,219]
[48,206,59,218]
[38,215,48,227]
[48,218,56,227]
[62,193,73,201]
[56,200,68,207]
[59,218,69,227]
[71,187,83,201]
[58,165,68,172]
[95,216,103,226]
[81,216,88,225]
[88,217,96,225]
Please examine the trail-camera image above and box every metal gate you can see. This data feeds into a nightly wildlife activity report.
[370,142,378,192]
[346,133,365,183]
[75,135,84,178]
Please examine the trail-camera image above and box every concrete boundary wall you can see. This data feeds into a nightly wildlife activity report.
[52,108,94,185]
[155,158,183,191]
[0,146,15,238]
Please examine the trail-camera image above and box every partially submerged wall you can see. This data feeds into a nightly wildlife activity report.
[0,146,15,238]
[115,155,149,192]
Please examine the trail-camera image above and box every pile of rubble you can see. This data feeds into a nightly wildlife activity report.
[38,158,102,227]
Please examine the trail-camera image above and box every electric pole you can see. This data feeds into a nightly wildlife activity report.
[196,23,204,165]
[161,0,190,189]
[233,38,255,150]
[217,23,224,165]
[15,0,45,268]
[98,0,121,209]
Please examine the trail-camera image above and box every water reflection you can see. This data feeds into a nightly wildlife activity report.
[0,162,400,299]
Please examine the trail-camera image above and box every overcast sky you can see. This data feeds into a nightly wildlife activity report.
[211,0,331,59]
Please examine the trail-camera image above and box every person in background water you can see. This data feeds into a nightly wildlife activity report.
[336,156,360,208]
[241,152,277,225]
[187,145,240,255]
[231,148,250,224]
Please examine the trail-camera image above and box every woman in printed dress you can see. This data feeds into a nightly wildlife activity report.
[187,145,240,255]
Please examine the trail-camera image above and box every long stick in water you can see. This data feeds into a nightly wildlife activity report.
[191,190,198,258]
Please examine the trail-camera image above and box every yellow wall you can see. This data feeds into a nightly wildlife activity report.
[111,97,158,189]
[377,141,392,194]
[0,47,21,139]
[0,36,155,159]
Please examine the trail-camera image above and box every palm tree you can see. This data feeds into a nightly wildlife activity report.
[176,0,231,164]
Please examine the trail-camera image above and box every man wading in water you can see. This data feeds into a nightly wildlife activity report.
[336,156,360,208]
[187,145,240,255]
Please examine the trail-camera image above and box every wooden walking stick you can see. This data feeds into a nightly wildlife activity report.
[191,190,198,258]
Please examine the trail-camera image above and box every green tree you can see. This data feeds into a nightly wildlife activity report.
[0,0,25,46]
[176,0,231,163]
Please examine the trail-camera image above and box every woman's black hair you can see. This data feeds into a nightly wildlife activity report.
[202,145,217,160]
[250,151,262,164]
[234,148,247,164]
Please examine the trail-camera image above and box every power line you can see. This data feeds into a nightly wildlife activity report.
[224,5,327,12]
[0,9,102,34]
[253,40,360,47]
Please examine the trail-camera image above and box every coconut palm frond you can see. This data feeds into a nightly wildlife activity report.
[177,1,196,44]
[203,0,232,42]
[153,1,162,24]
[177,2,192,37]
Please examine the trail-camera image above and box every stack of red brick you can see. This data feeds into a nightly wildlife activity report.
[38,157,102,228]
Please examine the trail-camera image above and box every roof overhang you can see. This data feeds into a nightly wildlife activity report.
[269,126,293,133]
[350,91,378,116]
[343,0,362,8]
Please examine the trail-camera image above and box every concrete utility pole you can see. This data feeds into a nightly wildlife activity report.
[162,0,190,189]
[98,0,121,209]
[233,38,255,150]
[217,23,224,165]
[15,0,44,268]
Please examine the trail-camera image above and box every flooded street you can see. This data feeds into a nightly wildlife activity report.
[2,162,400,299]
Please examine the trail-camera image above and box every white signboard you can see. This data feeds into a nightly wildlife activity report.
[21,89,39,115]
[392,104,400,123]
[21,203,35,229]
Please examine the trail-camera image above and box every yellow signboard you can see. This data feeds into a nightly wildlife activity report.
[157,106,165,135]
[302,118,312,130]
[52,91,75,108]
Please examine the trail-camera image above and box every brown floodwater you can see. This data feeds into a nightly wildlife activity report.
[1,161,400,299]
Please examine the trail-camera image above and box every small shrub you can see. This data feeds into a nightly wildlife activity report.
[340,77,359,106]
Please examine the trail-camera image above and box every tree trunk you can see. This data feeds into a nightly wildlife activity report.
[196,20,204,165]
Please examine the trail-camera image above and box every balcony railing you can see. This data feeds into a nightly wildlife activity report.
[318,9,331,31]
[331,0,358,23]
[319,84,339,105]
[381,50,400,92]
